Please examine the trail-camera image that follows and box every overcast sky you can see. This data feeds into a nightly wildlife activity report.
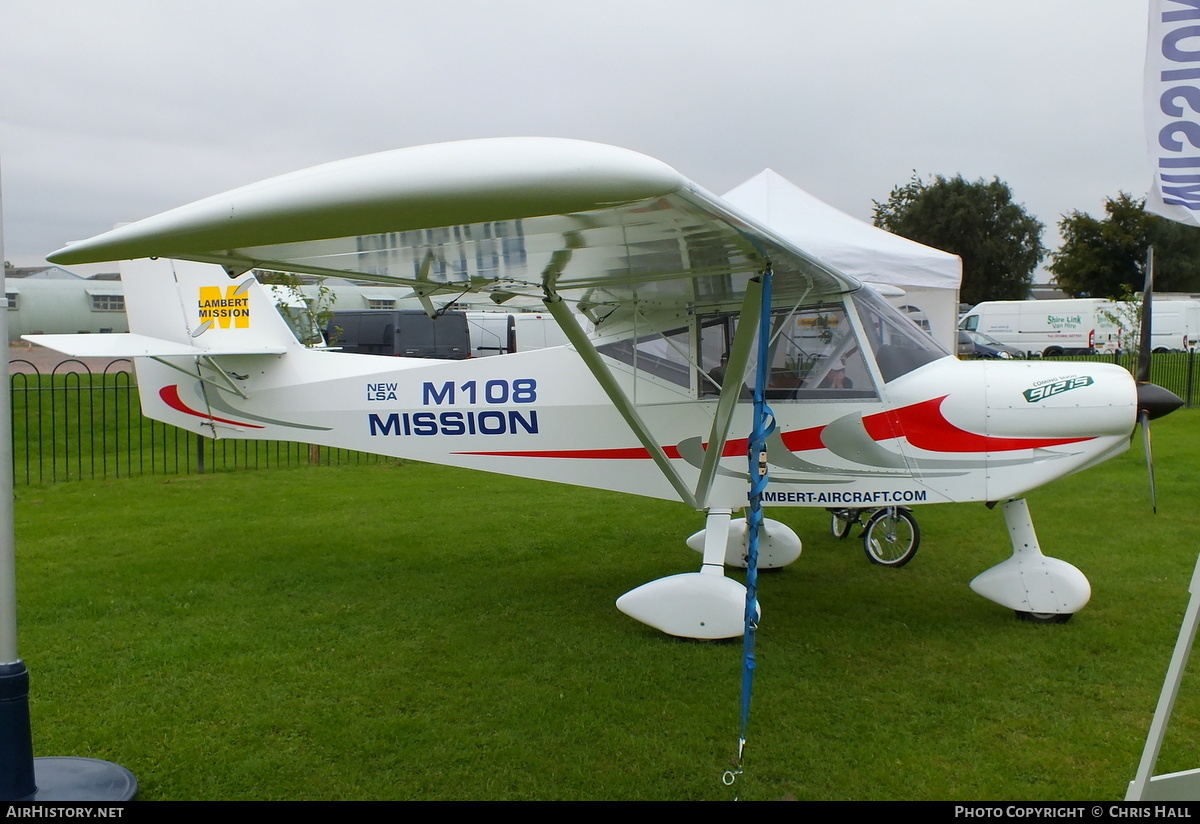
[0,0,1153,277]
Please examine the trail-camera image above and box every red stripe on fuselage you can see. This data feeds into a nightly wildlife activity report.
[860,396,1090,452]
[452,445,683,460]
[453,395,1091,459]
[159,385,265,429]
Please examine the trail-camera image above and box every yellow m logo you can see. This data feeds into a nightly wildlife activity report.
[197,285,251,329]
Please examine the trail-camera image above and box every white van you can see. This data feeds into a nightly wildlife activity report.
[465,311,574,357]
[959,297,1200,356]
[958,299,1113,357]
[1144,299,1200,352]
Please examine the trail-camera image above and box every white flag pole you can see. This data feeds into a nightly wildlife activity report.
[0,139,38,803]
[1129,0,1200,800]
[0,156,136,802]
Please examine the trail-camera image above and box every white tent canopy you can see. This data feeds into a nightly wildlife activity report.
[722,169,962,350]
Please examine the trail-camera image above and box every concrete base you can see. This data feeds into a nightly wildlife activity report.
[24,757,138,802]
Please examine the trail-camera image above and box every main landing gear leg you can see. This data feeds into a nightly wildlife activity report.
[685,515,802,569]
[969,497,1090,623]
[616,509,759,639]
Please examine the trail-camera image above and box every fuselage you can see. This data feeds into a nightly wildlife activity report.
[141,343,1136,511]
[80,258,1137,513]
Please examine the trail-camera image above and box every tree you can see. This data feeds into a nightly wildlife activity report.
[1049,193,1200,298]
[254,270,338,347]
[873,173,1046,305]
[1097,285,1142,352]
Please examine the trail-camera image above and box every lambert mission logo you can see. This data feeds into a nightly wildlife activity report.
[1022,375,1093,403]
[196,283,252,331]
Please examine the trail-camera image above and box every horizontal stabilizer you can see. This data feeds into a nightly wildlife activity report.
[23,333,286,359]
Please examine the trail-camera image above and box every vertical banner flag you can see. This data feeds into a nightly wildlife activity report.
[1147,0,1200,224]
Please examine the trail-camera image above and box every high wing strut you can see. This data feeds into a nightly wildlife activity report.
[542,293,700,510]
[537,233,718,504]
[692,277,762,507]
[543,267,768,512]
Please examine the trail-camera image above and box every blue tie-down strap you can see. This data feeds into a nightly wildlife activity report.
[737,266,775,762]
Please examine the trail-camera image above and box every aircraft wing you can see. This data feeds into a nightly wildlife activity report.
[47,138,859,313]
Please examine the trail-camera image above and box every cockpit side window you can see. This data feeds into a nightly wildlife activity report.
[596,325,693,388]
[698,302,877,401]
[597,290,938,399]
[851,288,948,382]
[762,303,876,399]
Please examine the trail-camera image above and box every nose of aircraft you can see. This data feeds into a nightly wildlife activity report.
[1137,381,1184,420]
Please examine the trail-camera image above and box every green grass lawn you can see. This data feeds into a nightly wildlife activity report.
[12,411,1200,800]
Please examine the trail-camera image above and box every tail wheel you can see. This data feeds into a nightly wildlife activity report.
[830,509,854,540]
[862,508,920,567]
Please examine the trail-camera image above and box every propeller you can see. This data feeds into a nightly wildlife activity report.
[1134,246,1184,512]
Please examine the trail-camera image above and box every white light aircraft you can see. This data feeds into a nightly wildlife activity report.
[31,138,1182,638]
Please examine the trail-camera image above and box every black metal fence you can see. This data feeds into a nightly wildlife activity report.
[9,359,384,485]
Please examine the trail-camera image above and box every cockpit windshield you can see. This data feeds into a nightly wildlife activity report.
[851,287,948,382]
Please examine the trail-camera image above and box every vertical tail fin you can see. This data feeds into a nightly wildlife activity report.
[25,259,302,357]
[122,258,301,353]
[23,258,306,438]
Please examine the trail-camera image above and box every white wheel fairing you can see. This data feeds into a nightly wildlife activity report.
[615,572,758,640]
[685,517,802,569]
[970,498,1091,617]
[970,555,1091,616]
